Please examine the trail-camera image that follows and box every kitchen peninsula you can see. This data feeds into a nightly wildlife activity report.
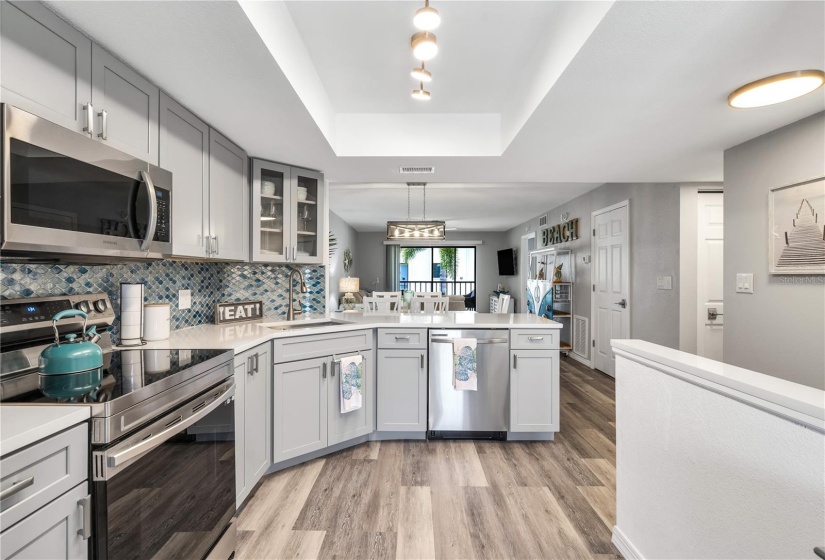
[134,311,562,507]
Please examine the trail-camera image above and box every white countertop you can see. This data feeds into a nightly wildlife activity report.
[0,405,90,457]
[612,339,825,431]
[137,312,561,354]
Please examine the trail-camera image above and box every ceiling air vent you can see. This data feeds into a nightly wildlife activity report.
[399,166,435,174]
[539,215,548,227]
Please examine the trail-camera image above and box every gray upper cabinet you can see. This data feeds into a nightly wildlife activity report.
[91,44,159,164]
[159,93,210,258]
[0,0,92,134]
[250,159,326,265]
[209,129,248,261]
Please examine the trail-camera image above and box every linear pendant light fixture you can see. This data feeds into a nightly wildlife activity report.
[728,70,825,108]
[387,183,446,240]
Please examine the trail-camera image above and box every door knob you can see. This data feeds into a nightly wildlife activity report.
[615,299,627,308]
[707,308,723,321]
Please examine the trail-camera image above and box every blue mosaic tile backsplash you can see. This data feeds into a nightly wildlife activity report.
[0,261,325,337]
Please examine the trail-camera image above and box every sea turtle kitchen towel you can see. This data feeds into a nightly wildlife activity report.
[453,338,478,391]
[340,354,363,413]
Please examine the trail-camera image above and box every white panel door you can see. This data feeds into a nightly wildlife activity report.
[697,192,724,360]
[91,44,159,164]
[593,204,629,377]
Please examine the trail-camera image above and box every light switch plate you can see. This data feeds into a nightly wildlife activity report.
[656,275,672,290]
[179,289,192,309]
[736,273,754,294]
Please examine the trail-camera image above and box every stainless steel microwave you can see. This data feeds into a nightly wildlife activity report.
[1,104,172,262]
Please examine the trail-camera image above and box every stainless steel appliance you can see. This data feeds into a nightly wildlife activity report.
[1,104,172,262]
[428,329,509,439]
[0,294,236,560]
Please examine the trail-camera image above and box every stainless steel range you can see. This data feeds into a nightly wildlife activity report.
[0,294,237,560]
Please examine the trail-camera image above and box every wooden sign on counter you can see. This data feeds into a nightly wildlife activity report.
[215,300,263,324]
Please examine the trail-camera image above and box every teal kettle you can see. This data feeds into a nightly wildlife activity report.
[39,309,104,376]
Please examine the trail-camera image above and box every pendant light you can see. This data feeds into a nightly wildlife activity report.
[387,183,446,240]
[411,31,438,61]
[412,81,431,100]
[414,0,441,31]
[411,61,432,83]
[728,70,825,108]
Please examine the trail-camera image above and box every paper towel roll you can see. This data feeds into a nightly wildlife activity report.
[144,303,171,341]
[120,283,144,345]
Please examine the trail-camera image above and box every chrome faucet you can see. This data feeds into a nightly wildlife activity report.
[287,268,308,321]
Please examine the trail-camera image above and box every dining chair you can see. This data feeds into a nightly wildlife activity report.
[363,291,402,314]
[411,292,449,314]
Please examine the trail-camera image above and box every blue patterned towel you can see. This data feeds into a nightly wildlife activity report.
[452,338,477,391]
[340,354,363,413]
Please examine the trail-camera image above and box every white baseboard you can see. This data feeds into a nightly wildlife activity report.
[612,526,643,560]
[569,352,593,369]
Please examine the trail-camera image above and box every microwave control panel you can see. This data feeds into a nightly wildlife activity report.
[155,187,171,243]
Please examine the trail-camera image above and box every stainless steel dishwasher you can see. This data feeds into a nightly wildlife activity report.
[428,329,509,439]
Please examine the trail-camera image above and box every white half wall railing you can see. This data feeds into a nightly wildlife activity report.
[611,340,825,560]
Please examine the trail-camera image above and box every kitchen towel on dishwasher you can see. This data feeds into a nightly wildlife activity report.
[453,338,478,391]
[340,354,363,413]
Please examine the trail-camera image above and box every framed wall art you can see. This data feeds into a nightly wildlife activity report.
[769,176,825,274]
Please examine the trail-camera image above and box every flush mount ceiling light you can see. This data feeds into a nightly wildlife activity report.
[411,61,432,83]
[411,31,438,61]
[411,81,431,100]
[414,0,441,31]
[387,183,446,240]
[728,70,825,108]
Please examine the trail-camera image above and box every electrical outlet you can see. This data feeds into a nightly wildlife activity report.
[656,275,672,290]
[178,289,192,309]
[736,273,754,294]
[581,255,591,264]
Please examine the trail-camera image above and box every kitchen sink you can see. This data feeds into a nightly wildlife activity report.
[267,321,345,332]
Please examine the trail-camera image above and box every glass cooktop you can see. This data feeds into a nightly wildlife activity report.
[0,349,228,405]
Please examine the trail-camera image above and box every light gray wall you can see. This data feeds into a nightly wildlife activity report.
[503,183,683,350]
[328,211,360,310]
[355,231,509,312]
[723,112,825,390]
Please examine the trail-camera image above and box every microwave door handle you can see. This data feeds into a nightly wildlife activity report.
[107,383,235,471]
[139,170,157,252]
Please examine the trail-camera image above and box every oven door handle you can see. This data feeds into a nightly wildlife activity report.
[107,383,235,469]
[139,170,157,252]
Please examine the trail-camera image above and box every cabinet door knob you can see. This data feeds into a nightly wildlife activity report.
[322,362,327,379]
[83,102,94,136]
[97,110,108,140]
[78,495,92,540]
[421,353,425,369]
[513,354,517,368]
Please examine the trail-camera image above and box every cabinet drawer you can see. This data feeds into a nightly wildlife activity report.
[274,329,373,363]
[0,423,87,530]
[377,328,427,350]
[510,330,559,350]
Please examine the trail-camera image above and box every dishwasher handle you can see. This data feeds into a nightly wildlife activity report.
[431,338,508,344]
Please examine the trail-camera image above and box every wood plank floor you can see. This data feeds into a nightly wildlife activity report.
[237,357,620,560]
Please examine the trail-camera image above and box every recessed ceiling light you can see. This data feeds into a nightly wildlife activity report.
[728,70,825,108]
[411,62,432,83]
[411,31,438,61]
[414,0,441,31]
[412,82,431,100]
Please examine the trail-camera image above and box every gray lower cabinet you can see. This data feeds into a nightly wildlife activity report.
[0,0,92,135]
[273,357,329,463]
[234,342,271,507]
[0,483,90,560]
[273,331,375,464]
[90,43,159,164]
[159,93,210,258]
[208,129,248,261]
[377,349,427,432]
[509,350,559,432]
[327,349,375,446]
[0,423,90,560]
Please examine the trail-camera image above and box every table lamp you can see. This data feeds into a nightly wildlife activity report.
[339,277,360,311]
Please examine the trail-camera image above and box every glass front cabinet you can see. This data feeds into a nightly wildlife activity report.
[251,159,325,264]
